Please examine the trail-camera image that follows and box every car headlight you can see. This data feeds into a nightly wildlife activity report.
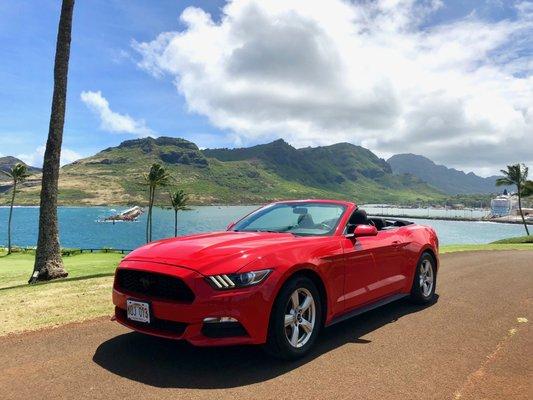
[205,269,272,290]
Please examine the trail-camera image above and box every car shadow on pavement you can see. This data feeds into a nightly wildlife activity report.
[93,295,438,389]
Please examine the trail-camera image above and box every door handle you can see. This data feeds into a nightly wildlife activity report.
[392,240,401,244]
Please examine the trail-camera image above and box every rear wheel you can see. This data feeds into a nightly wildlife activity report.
[264,276,322,360]
[409,253,436,304]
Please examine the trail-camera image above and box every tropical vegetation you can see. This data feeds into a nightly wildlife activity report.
[496,163,530,236]
[2,163,30,254]
[145,163,171,242]
[169,189,189,237]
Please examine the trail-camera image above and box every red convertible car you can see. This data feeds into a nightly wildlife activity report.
[112,199,438,359]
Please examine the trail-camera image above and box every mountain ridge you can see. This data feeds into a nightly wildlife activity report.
[1,137,443,206]
[0,156,41,181]
[387,153,505,195]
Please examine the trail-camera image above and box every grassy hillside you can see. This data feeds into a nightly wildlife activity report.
[1,137,444,206]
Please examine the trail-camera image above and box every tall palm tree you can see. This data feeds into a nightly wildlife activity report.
[2,164,30,254]
[145,163,170,242]
[496,164,530,235]
[29,0,74,283]
[169,189,189,237]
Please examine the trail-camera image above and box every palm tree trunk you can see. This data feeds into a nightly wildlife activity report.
[146,186,152,243]
[147,187,155,242]
[7,182,16,254]
[29,0,74,283]
[150,187,154,242]
[517,193,530,235]
[174,210,178,237]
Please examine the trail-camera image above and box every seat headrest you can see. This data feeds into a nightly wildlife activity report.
[349,209,368,225]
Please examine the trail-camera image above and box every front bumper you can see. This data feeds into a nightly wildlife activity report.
[112,260,275,346]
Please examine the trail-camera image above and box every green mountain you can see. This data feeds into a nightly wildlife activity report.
[0,156,41,179]
[387,153,507,195]
[0,156,42,194]
[2,137,443,206]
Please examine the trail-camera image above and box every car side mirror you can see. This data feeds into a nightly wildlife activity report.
[354,225,378,237]
[226,221,236,230]
[345,223,356,238]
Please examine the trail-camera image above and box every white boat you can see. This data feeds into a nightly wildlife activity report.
[98,206,144,222]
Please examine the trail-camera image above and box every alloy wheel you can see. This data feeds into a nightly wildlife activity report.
[419,259,434,297]
[284,288,316,348]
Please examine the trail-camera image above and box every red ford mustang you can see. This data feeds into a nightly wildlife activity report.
[112,199,438,359]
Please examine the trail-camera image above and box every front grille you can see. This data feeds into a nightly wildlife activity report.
[115,307,187,336]
[115,269,195,303]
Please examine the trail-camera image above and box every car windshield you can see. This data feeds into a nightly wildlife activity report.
[232,202,346,236]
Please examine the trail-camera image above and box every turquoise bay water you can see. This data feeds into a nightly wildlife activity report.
[0,206,527,250]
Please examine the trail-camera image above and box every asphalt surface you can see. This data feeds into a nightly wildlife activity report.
[1,250,531,400]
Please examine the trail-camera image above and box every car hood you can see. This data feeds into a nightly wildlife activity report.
[123,231,315,275]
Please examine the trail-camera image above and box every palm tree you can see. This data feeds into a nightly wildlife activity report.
[29,0,74,283]
[169,189,189,237]
[522,180,533,197]
[2,164,30,254]
[145,163,171,242]
[496,164,530,235]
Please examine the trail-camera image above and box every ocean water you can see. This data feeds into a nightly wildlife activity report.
[0,205,527,250]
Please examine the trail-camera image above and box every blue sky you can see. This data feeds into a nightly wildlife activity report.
[0,0,227,163]
[0,0,531,176]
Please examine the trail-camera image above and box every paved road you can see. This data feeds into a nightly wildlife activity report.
[1,251,531,400]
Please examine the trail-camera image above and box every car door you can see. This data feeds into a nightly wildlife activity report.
[340,235,383,311]
[368,228,408,298]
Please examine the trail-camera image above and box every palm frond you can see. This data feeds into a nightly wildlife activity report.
[495,177,513,186]
[4,163,30,183]
[170,189,189,211]
[522,180,533,197]
[497,164,528,188]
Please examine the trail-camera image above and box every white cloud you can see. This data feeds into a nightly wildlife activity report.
[133,0,533,175]
[80,90,154,137]
[17,145,82,167]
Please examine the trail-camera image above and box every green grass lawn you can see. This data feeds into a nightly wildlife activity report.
[440,243,533,253]
[491,235,533,244]
[1,242,532,336]
[0,251,123,336]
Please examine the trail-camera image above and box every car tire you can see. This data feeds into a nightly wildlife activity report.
[409,252,437,304]
[264,275,322,360]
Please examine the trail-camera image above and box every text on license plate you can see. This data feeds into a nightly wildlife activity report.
[126,299,150,323]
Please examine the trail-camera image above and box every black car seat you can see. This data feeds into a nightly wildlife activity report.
[349,209,368,225]
[297,213,315,228]
[370,218,385,230]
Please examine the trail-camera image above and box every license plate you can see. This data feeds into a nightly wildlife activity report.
[126,299,150,323]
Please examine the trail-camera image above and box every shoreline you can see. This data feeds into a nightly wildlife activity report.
[2,204,531,225]
[372,213,533,225]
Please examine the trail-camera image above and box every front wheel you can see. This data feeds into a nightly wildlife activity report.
[409,252,437,304]
[264,276,322,360]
